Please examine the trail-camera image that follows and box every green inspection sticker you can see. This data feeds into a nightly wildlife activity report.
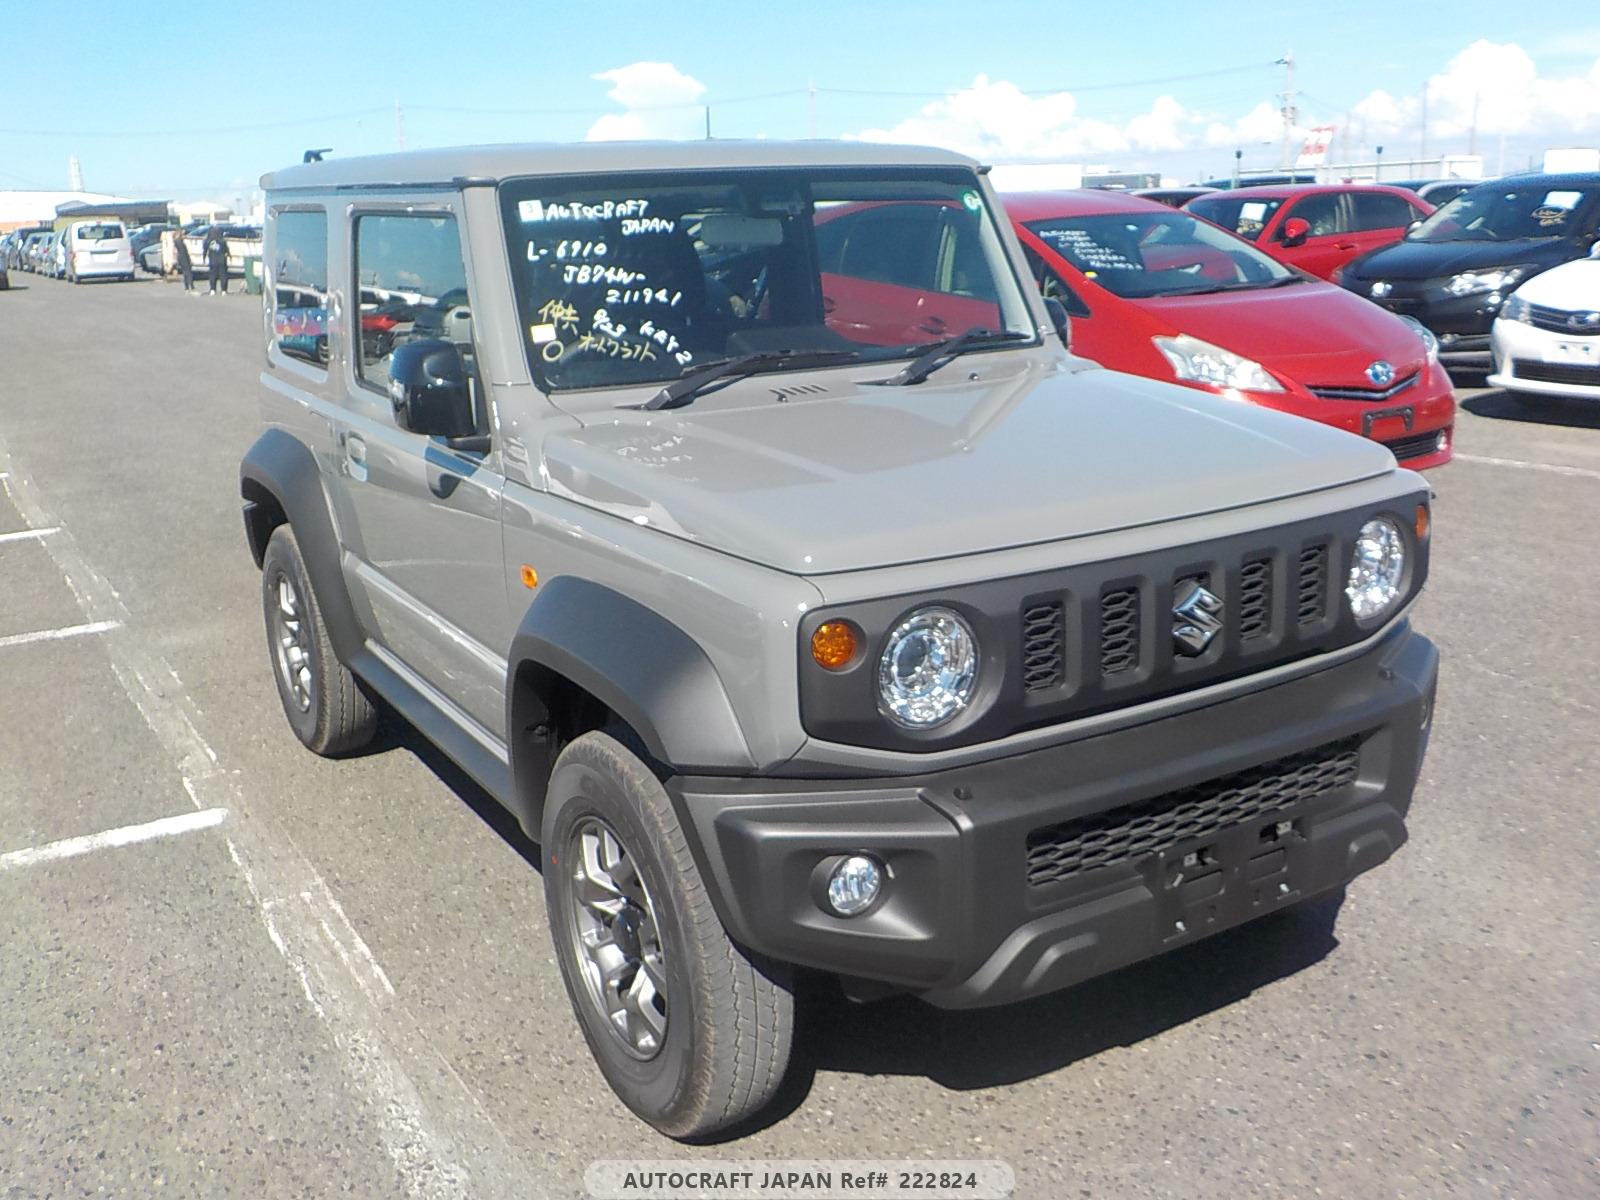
[961,189,982,211]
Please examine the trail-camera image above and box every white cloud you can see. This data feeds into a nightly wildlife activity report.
[586,61,707,141]
[855,75,1210,161]
[1350,40,1600,145]
[1202,102,1289,149]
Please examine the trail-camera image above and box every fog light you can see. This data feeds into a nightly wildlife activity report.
[826,855,883,916]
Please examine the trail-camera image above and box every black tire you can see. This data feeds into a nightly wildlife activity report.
[542,731,794,1139]
[260,525,377,756]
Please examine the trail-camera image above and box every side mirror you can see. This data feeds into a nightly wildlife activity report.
[1279,217,1311,248]
[387,338,477,440]
[1590,239,1600,259]
[1043,297,1071,350]
[1408,220,1423,234]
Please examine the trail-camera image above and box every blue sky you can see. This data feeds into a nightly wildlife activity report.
[2,1,1597,203]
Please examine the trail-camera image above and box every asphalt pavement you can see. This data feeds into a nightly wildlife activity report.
[1,270,1597,1199]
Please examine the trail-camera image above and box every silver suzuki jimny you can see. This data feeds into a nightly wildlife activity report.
[242,141,1438,1138]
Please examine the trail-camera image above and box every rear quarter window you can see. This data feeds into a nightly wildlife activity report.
[270,209,329,371]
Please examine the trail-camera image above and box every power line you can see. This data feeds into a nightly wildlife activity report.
[816,61,1277,99]
[0,108,391,138]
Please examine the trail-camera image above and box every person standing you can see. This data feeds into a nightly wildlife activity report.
[172,228,194,293]
[204,224,229,295]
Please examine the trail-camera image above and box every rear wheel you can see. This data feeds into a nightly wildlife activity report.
[260,525,377,756]
[542,731,794,1139]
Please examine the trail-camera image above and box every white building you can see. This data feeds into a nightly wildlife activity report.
[0,189,133,231]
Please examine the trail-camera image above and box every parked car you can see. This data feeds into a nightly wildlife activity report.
[128,221,174,258]
[64,220,137,283]
[1185,184,1432,281]
[5,226,48,271]
[1388,178,1479,208]
[242,140,1438,1139]
[1134,186,1219,208]
[30,231,61,274]
[45,230,69,278]
[1487,245,1600,401]
[1005,190,1454,468]
[1337,173,1600,366]
[0,250,8,290]
[1198,171,1318,190]
[182,222,262,277]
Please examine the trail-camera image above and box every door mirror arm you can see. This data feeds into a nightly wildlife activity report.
[1042,296,1071,350]
[443,433,492,454]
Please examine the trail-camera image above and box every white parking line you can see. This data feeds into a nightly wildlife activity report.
[0,526,59,544]
[0,619,121,650]
[0,807,228,871]
[1454,452,1600,481]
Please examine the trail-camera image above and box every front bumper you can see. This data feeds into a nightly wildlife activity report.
[673,622,1437,1008]
[1488,319,1600,399]
[1342,279,1501,361]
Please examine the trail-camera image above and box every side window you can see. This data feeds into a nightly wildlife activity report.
[353,213,472,389]
[1280,194,1346,238]
[1350,192,1418,232]
[1019,245,1090,317]
[270,209,328,369]
[817,206,944,291]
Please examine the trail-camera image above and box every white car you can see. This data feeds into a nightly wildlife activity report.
[1489,246,1600,401]
[64,220,137,283]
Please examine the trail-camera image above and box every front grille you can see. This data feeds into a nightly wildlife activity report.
[1021,602,1065,692]
[1307,372,1420,402]
[1238,556,1272,641]
[1371,297,1424,317]
[1296,545,1329,627]
[1527,303,1600,337]
[1025,737,1362,887]
[1511,359,1600,387]
[1383,429,1444,462]
[1099,588,1140,677]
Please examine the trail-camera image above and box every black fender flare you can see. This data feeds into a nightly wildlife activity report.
[239,427,364,664]
[506,577,756,832]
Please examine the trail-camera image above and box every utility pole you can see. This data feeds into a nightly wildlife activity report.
[394,98,406,151]
[807,80,817,139]
[1276,52,1296,169]
[704,105,712,140]
[1468,91,1479,157]
[1419,85,1428,162]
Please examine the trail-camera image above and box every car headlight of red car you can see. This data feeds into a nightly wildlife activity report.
[1153,334,1284,394]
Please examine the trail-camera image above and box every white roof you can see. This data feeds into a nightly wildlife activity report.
[0,190,133,224]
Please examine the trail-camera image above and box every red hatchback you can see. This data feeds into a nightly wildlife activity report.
[1005,190,1454,469]
[1184,184,1431,281]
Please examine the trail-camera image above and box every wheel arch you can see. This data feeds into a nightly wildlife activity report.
[505,577,757,836]
[239,427,364,664]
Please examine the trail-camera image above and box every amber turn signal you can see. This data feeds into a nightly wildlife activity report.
[520,564,539,589]
[810,621,860,671]
[1414,505,1430,542]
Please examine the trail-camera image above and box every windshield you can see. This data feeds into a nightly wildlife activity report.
[1408,184,1600,242]
[499,168,1037,392]
[1024,211,1297,298]
[1184,195,1286,241]
[75,223,125,241]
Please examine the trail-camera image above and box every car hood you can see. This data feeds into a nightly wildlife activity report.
[1346,236,1576,280]
[1137,281,1429,385]
[1512,257,1600,307]
[540,359,1395,575]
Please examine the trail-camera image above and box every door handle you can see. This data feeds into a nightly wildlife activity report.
[1334,241,1357,250]
[344,432,368,483]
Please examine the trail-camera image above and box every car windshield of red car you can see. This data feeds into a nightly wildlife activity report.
[1025,212,1297,299]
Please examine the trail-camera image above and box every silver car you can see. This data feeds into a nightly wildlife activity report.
[241,140,1439,1139]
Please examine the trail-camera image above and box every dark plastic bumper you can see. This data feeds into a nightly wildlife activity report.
[671,622,1437,1009]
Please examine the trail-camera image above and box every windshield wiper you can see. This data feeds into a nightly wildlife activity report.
[874,328,1031,387]
[1164,276,1304,297]
[641,349,861,411]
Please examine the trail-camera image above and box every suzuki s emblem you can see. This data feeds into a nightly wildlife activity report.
[1369,281,1392,298]
[1366,360,1396,387]
[1172,581,1224,657]
[1568,311,1600,331]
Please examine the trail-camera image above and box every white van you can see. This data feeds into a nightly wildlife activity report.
[65,220,137,283]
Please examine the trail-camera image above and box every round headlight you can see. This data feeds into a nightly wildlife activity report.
[1346,518,1407,624]
[877,607,978,728]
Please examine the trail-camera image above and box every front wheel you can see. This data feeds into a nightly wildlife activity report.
[259,525,377,755]
[542,731,794,1139]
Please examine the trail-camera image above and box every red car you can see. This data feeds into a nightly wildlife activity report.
[1183,184,1431,281]
[1005,190,1454,469]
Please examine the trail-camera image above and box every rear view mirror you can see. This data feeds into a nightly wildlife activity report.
[1280,217,1311,248]
[387,339,477,440]
[1043,297,1071,350]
